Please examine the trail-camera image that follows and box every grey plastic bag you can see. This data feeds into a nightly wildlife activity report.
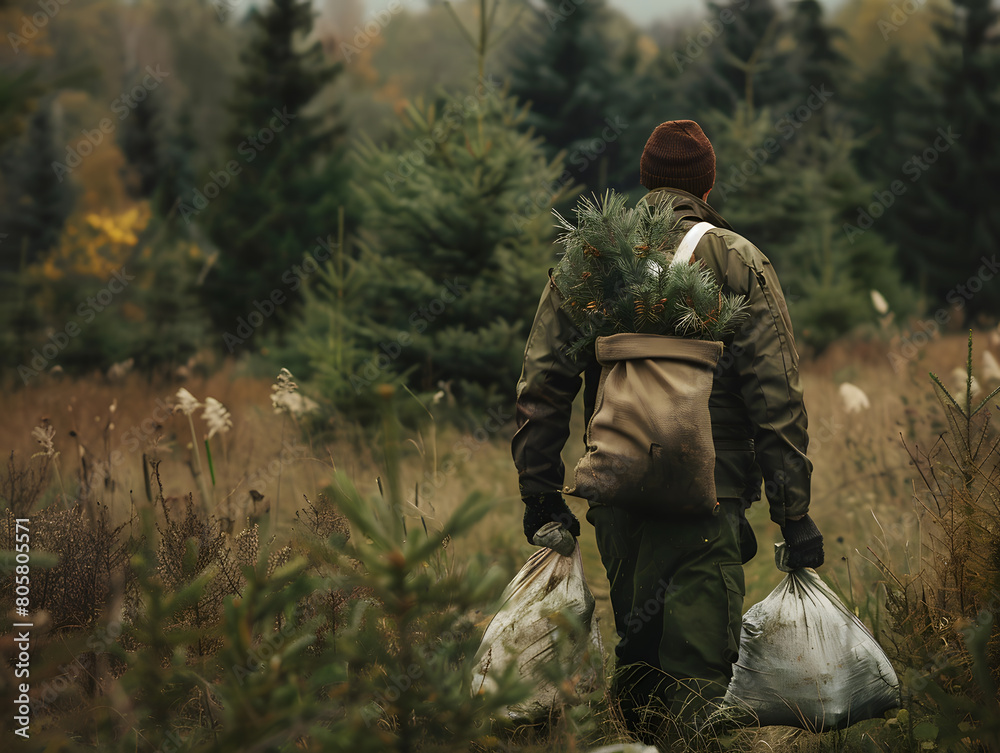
[471,523,606,723]
[712,545,900,730]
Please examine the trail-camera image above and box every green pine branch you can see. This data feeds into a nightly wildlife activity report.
[552,190,749,355]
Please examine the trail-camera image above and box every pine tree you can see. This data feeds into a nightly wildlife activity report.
[788,0,848,98]
[119,84,162,201]
[892,0,1000,319]
[848,45,927,183]
[679,0,800,117]
[156,107,198,223]
[0,101,74,272]
[201,0,351,330]
[508,0,630,193]
[290,88,571,414]
[708,106,916,350]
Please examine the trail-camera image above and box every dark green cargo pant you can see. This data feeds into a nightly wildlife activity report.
[586,499,745,726]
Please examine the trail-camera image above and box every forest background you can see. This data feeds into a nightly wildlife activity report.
[3,0,998,405]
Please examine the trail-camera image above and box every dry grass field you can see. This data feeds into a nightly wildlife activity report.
[2,327,999,751]
[6,331,992,607]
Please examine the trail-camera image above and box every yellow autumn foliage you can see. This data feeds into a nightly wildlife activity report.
[39,202,152,281]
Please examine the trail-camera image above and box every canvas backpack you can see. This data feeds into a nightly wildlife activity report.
[566,222,723,517]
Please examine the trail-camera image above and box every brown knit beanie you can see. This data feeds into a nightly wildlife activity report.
[639,120,716,196]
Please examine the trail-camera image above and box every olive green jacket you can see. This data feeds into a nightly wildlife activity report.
[511,187,812,526]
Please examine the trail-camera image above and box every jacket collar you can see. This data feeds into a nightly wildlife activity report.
[643,187,733,231]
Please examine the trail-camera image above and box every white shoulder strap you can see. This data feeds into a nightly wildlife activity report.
[669,221,715,268]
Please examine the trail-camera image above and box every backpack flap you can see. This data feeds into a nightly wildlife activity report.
[567,333,723,518]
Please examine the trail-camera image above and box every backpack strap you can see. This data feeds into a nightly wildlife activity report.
[669,221,716,268]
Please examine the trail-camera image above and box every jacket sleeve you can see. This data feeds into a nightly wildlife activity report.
[511,277,592,498]
[703,233,812,527]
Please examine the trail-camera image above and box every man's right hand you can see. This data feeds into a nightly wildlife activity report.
[522,492,581,544]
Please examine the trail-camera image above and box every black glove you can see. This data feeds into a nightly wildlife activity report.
[522,492,581,545]
[781,513,824,569]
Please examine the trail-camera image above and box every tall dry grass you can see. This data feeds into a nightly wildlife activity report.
[4,332,999,650]
[2,327,1000,750]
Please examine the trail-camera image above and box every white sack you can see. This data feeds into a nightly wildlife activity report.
[715,547,900,731]
[471,524,605,723]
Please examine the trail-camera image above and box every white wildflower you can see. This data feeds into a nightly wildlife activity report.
[271,390,319,417]
[32,424,57,458]
[870,290,889,316]
[270,368,319,417]
[202,397,233,439]
[839,382,870,413]
[271,368,297,412]
[984,351,1000,383]
[106,357,135,381]
[174,387,201,416]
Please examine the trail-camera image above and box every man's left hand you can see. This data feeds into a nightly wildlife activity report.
[781,514,824,569]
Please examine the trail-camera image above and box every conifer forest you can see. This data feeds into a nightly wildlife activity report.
[1,0,1000,751]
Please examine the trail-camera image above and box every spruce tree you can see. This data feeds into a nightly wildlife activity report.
[788,0,848,98]
[708,107,915,350]
[119,85,163,201]
[156,107,198,223]
[680,0,800,117]
[892,0,1000,319]
[507,0,629,193]
[116,79,198,224]
[847,45,927,184]
[785,0,848,139]
[0,102,74,272]
[202,0,350,331]
[290,88,570,414]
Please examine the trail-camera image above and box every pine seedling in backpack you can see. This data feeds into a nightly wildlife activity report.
[552,191,749,355]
